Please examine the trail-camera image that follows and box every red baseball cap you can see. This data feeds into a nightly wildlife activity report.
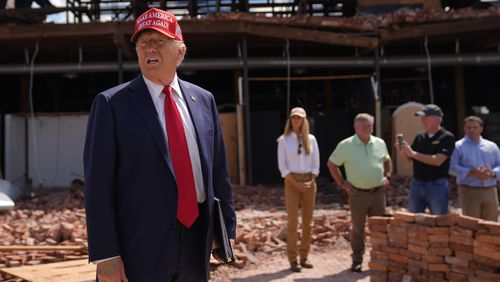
[131,8,183,43]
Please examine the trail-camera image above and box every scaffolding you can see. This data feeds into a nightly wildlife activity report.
[0,0,356,23]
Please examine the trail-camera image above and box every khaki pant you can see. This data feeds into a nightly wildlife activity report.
[459,185,499,221]
[349,187,385,264]
[284,173,316,264]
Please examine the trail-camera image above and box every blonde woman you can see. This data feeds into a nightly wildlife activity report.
[277,107,320,272]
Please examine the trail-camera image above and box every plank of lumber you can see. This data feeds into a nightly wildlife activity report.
[0,245,87,252]
[0,259,95,282]
[244,23,379,49]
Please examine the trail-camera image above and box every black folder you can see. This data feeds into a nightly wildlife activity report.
[212,197,235,264]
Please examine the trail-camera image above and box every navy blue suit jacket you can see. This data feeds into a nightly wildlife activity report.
[83,75,236,281]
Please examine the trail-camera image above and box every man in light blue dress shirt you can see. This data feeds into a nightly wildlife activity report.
[449,116,500,221]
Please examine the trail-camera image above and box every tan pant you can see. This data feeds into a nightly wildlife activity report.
[458,185,499,221]
[349,187,385,264]
[284,173,316,264]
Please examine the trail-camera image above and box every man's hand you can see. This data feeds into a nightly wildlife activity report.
[340,180,355,197]
[382,176,391,189]
[302,180,314,190]
[477,166,494,180]
[97,257,128,282]
[295,180,313,193]
[395,140,415,159]
[468,167,483,179]
[400,142,416,158]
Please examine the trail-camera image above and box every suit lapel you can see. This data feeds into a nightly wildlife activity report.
[127,75,175,175]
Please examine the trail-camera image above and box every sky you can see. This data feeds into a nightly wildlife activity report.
[44,0,68,23]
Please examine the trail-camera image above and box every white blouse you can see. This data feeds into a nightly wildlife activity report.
[277,132,320,178]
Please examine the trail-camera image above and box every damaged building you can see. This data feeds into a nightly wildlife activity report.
[0,0,500,188]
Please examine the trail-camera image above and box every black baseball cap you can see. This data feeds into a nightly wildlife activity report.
[415,104,443,117]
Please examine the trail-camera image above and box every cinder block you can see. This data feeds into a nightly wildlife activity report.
[429,242,449,248]
[408,258,427,269]
[423,254,444,263]
[394,211,416,223]
[445,271,467,282]
[472,254,500,268]
[389,252,409,263]
[444,255,470,267]
[428,263,449,272]
[473,241,500,260]
[450,234,474,246]
[450,264,474,275]
[428,247,452,256]
[369,262,388,272]
[388,265,407,274]
[428,234,449,243]
[409,244,428,255]
[450,242,473,253]
[425,226,450,234]
[470,261,498,273]
[475,233,500,245]
[456,215,482,231]
[371,250,389,260]
[436,213,458,226]
[475,269,500,280]
[454,251,473,260]
[415,213,437,227]
[480,220,500,235]
[369,216,391,225]
[389,260,408,270]
[409,238,430,248]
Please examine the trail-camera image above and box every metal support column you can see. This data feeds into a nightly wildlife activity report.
[239,36,253,186]
[117,47,123,84]
[374,48,382,137]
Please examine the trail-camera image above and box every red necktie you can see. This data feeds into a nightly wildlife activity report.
[163,85,199,228]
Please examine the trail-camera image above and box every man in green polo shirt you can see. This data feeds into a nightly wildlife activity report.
[327,113,392,272]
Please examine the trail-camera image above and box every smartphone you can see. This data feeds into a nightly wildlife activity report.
[396,133,404,149]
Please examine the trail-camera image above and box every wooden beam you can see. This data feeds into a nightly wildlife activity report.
[181,21,379,48]
[0,22,133,41]
[0,245,87,252]
[1,259,95,282]
[455,66,465,137]
[244,23,379,49]
[178,20,246,34]
[380,18,500,44]
[0,19,377,48]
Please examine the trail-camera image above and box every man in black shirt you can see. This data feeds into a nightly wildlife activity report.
[396,104,455,215]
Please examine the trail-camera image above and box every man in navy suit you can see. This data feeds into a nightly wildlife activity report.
[83,8,236,282]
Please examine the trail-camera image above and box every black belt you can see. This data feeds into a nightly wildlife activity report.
[414,177,443,182]
[352,186,382,193]
[461,184,496,189]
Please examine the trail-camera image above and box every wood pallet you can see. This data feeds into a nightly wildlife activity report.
[0,259,95,282]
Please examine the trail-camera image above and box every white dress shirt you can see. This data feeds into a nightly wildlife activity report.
[144,74,206,203]
[277,132,320,178]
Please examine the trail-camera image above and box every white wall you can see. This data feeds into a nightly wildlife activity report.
[5,115,26,188]
[5,114,88,189]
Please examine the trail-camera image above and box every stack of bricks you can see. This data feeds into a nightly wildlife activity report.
[369,212,500,282]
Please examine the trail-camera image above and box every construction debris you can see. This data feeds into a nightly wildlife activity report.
[0,189,87,280]
[201,6,500,32]
[0,177,482,281]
